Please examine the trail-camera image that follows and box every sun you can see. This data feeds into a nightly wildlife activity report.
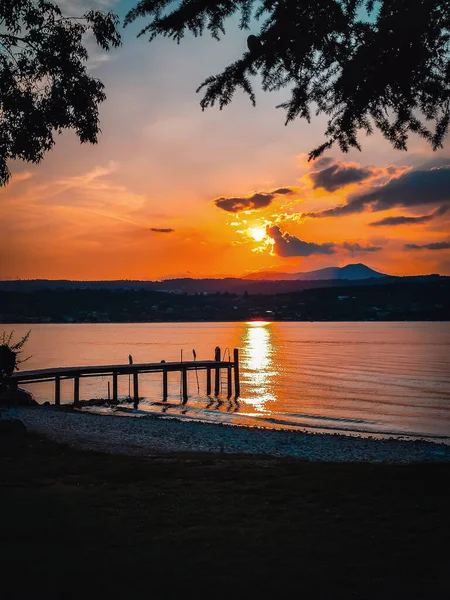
[249,227,266,242]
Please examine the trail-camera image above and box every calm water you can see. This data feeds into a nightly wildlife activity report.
[10,322,450,441]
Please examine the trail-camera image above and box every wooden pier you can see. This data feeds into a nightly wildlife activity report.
[10,347,240,406]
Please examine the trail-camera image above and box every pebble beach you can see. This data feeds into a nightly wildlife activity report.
[14,407,450,463]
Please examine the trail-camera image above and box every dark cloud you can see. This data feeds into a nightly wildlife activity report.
[370,205,448,227]
[215,193,274,213]
[309,166,450,218]
[214,188,294,213]
[342,242,382,254]
[310,162,373,192]
[266,225,335,257]
[370,214,434,226]
[272,187,293,195]
[150,228,174,233]
[313,157,335,168]
[405,241,450,251]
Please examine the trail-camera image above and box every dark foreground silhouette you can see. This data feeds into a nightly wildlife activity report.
[1,430,449,599]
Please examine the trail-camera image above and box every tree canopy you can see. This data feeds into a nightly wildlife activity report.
[0,0,121,186]
[126,0,450,159]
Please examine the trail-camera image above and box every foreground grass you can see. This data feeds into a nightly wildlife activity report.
[1,431,450,599]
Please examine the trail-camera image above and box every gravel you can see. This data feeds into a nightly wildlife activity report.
[13,407,450,463]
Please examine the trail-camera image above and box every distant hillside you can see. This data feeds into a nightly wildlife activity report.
[0,276,391,295]
[0,273,447,295]
[1,279,449,323]
[244,263,386,281]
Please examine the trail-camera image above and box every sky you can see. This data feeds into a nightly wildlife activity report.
[1,0,450,280]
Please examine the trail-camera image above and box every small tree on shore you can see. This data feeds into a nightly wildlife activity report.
[0,331,31,392]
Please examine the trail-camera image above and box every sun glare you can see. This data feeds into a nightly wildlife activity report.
[249,227,266,242]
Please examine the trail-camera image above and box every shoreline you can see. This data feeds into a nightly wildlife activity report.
[13,406,450,463]
[3,318,450,324]
[83,402,450,444]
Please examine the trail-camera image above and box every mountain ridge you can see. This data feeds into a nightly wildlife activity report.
[243,263,386,281]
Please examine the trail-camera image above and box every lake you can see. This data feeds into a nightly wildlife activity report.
[8,322,450,441]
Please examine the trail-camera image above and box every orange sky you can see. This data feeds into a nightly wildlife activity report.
[1,0,450,280]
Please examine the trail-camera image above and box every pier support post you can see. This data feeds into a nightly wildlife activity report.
[73,376,80,406]
[133,372,139,406]
[214,346,221,396]
[113,372,118,402]
[182,368,188,402]
[206,367,212,396]
[55,376,61,406]
[233,348,240,398]
[227,365,232,399]
[163,370,168,401]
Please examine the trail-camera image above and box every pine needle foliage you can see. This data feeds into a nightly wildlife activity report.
[126,0,450,159]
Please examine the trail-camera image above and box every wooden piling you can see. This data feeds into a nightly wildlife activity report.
[233,348,240,398]
[227,365,232,398]
[163,370,168,401]
[133,372,139,402]
[214,346,221,396]
[113,372,118,402]
[55,376,61,406]
[182,368,188,402]
[74,376,80,406]
[206,367,212,395]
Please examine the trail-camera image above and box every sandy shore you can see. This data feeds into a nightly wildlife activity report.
[11,406,450,463]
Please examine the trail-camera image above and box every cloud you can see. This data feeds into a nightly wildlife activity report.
[272,187,294,195]
[307,166,450,219]
[405,241,450,251]
[150,228,174,233]
[310,162,374,192]
[370,215,434,226]
[264,226,382,258]
[7,171,32,185]
[343,242,382,254]
[313,157,335,168]
[412,157,450,170]
[214,187,294,213]
[369,205,448,227]
[57,0,119,13]
[266,225,335,257]
[215,193,274,213]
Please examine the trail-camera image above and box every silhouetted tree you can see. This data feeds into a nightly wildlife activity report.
[0,1,121,186]
[0,330,30,391]
[126,0,450,159]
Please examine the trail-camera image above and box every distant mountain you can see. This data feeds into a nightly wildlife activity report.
[1,271,447,296]
[243,263,387,281]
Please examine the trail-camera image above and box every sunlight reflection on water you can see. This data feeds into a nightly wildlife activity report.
[241,322,276,411]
